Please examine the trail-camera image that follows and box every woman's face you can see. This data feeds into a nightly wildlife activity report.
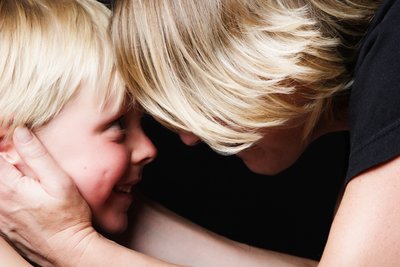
[179,123,307,175]
[236,125,307,175]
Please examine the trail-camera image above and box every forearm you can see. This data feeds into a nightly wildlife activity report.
[73,232,181,267]
[42,226,181,267]
[123,196,317,267]
[0,237,33,266]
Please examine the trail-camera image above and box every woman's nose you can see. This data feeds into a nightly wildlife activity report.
[178,131,201,146]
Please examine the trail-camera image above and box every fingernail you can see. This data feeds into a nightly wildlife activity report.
[14,127,32,143]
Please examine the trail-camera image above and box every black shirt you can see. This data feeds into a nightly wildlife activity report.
[346,0,400,182]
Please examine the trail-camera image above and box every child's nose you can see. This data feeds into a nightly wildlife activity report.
[130,132,157,166]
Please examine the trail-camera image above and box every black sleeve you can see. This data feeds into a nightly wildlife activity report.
[97,0,112,9]
[345,0,400,182]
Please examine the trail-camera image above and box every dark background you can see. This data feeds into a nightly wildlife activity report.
[139,115,349,260]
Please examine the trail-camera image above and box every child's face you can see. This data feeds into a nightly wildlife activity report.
[34,87,157,233]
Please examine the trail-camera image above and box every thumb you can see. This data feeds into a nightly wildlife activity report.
[13,127,75,197]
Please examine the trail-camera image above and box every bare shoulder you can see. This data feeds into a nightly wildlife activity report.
[320,155,400,267]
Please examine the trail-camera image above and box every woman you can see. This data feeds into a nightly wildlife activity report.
[1,0,400,266]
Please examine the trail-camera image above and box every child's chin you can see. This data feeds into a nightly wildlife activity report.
[95,216,128,235]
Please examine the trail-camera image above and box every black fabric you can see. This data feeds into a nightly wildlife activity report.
[97,0,112,9]
[346,0,400,182]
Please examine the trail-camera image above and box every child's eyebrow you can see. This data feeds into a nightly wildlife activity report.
[108,107,128,121]
[96,104,128,126]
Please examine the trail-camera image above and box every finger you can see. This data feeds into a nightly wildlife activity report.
[0,156,23,191]
[12,127,74,197]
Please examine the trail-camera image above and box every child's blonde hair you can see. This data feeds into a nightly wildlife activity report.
[0,0,126,138]
[113,0,380,154]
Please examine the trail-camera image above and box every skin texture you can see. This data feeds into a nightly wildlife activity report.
[0,128,178,267]
[0,237,32,266]
[2,86,157,234]
[0,105,346,267]
[320,155,400,267]
[1,94,400,267]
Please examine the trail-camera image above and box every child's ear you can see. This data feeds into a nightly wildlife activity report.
[0,128,36,179]
[0,127,20,164]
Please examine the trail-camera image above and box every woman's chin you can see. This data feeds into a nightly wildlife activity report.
[243,160,287,176]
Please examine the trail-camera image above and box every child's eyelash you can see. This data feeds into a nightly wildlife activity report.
[110,115,127,130]
[105,116,128,142]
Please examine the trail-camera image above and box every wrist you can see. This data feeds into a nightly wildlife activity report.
[46,223,98,267]
[75,230,180,267]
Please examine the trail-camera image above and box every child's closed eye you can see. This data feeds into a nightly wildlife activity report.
[106,115,127,142]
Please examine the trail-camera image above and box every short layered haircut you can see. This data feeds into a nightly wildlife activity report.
[113,0,380,154]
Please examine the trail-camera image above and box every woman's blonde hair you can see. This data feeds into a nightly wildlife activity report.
[0,0,126,138]
[113,0,380,154]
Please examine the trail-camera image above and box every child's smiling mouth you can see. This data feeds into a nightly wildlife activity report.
[114,184,133,194]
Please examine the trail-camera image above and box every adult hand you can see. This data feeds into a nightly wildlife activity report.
[0,127,95,266]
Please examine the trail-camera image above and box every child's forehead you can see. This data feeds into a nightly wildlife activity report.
[84,72,128,112]
[101,92,136,114]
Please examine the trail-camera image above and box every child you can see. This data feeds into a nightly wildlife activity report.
[2,0,400,266]
[0,0,172,266]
